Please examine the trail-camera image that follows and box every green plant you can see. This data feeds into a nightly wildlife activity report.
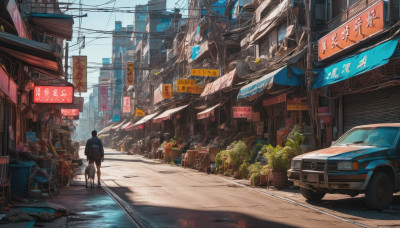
[264,145,288,172]
[215,150,230,173]
[284,125,305,160]
[170,161,175,165]
[238,161,250,179]
[228,141,250,171]
[248,162,263,186]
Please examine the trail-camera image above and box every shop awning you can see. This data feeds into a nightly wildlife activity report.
[30,13,74,41]
[121,121,134,131]
[237,65,304,99]
[132,112,160,129]
[98,123,117,135]
[313,37,399,89]
[201,69,236,97]
[111,119,128,131]
[153,105,189,123]
[197,103,221,120]
[0,31,60,76]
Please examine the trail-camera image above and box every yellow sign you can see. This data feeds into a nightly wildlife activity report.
[191,69,219,77]
[126,62,134,85]
[162,84,172,98]
[188,84,205,94]
[72,56,87,92]
[177,79,196,93]
[135,109,145,116]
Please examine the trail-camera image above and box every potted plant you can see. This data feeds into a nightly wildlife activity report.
[264,126,305,189]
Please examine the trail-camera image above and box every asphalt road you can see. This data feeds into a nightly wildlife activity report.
[91,147,400,228]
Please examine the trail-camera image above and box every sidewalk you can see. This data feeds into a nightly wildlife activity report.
[0,159,135,228]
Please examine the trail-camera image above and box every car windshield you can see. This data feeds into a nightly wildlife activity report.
[334,127,399,147]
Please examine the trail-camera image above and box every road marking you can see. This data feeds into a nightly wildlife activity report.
[216,176,370,228]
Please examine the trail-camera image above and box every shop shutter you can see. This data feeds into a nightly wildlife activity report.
[343,85,400,132]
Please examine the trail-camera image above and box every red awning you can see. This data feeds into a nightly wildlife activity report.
[200,69,236,97]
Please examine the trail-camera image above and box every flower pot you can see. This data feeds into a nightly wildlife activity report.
[272,171,287,189]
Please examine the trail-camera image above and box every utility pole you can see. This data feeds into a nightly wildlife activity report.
[304,0,319,149]
[64,42,69,81]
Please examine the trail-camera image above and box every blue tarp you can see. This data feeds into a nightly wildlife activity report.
[313,37,399,89]
[192,45,201,60]
[237,66,304,99]
[201,0,226,16]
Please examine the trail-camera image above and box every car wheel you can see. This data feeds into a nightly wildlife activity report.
[365,172,393,210]
[300,187,326,202]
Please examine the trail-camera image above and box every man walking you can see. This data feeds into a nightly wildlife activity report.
[84,130,104,186]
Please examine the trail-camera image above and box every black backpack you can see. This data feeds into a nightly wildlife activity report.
[90,141,101,160]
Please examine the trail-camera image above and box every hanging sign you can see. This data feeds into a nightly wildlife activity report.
[112,108,120,122]
[61,109,79,116]
[62,116,79,120]
[190,69,219,77]
[126,62,134,85]
[136,109,145,117]
[100,86,108,111]
[72,56,87,92]
[154,84,172,104]
[318,0,384,61]
[176,79,196,93]
[34,86,73,103]
[123,96,130,113]
[232,106,253,118]
[188,84,205,94]
[287,100,308,111]
[263,94,286,106]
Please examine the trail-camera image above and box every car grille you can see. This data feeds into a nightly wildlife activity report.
[302,161,337,171]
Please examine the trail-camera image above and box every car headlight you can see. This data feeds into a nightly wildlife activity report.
[337,161,359,171]
[291,160,301,170]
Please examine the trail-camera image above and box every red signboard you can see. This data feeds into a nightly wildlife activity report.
[72,56,87,92]
[33,86,73,103]
[61,109,79,116]
[232,106,252,118]
[318,0,384,60]
[100,86,108,111]
[263,94,286,106]
[123,96,130,113]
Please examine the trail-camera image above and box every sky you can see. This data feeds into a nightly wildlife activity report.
[65,0,182,102]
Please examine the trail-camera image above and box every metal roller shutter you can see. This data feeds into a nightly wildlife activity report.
[343,85,400,132]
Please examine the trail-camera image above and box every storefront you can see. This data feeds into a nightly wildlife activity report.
[237,65,308,146]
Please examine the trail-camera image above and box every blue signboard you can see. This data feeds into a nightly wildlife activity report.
[112,108,120,122]
[313,37,399,89]
[192,45,201,60]
[26,132,36,143]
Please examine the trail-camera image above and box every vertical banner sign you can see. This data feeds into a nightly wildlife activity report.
[72,56,87,92]
[123,96,130,113]
[100,86,108,111]
[126,62,134,85]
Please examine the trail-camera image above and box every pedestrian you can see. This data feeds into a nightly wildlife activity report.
[84,130,104,186]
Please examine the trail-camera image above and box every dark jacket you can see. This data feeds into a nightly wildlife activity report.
[84,137,104,158]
